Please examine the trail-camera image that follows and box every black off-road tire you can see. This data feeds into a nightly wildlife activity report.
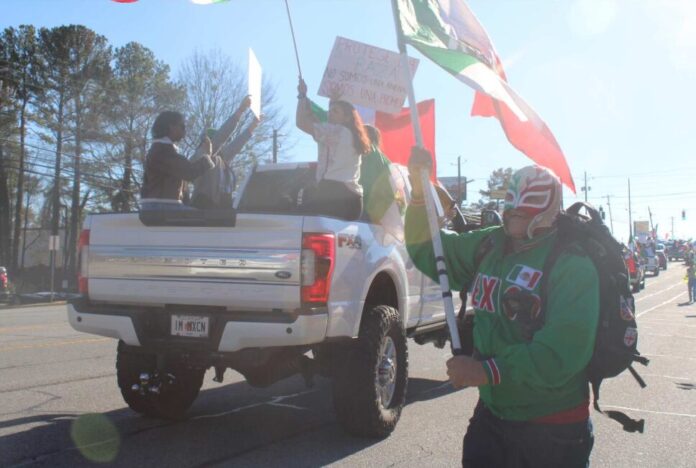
[332,305,408,438]
[116,341,205,420]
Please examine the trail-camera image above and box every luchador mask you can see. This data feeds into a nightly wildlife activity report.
[503,166,562,239]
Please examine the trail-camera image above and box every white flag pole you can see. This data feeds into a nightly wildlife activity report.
[284,0,304,79]
[391,0,463,353]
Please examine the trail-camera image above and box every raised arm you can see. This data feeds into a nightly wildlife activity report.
[296,78,317,137]
[219,116,261,163]
[193,96,252,159]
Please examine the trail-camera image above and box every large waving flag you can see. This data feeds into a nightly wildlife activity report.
[394,0,576,192]
[375,99,436,178]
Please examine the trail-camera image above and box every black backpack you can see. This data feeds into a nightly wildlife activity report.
[542,202,649,433]
[459,202,649,432]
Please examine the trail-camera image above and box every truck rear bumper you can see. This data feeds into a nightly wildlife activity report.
[67,299,328,353]
[218,315,327,352]
[68,304,141,346]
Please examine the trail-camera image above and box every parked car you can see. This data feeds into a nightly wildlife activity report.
[625,250,645,293]
[656,243,668,270]
[0,266,8,300]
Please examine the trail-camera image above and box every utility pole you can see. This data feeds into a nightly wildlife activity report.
[606,195,614,234]
[628,178,633,241]
[582,171,591,202]
[457,156,462,207]
[272,129,278,164]
[671,216,675,238]
[648,206,654,238]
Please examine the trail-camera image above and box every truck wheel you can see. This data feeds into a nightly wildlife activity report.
[332,305,408,438]
[116,341,205,420]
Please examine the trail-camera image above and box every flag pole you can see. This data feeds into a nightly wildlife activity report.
[283,0,304,79]
[391,0,463,353]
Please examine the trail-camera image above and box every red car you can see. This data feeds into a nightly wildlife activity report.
[624,251,645,293]
[0,267,8,300]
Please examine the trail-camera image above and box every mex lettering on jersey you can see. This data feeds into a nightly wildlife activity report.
[470,273,500,313]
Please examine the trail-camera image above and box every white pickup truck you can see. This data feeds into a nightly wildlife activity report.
[68,162,458,438]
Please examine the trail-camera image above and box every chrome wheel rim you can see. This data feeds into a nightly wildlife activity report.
[375,336,397,409]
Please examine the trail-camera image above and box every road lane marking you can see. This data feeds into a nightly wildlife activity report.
[0,337,109,352]
[192,389,318,420]
[602,405,696,419]
[636,291,687,318]
[643,333,696,340]
[638,373,692,380]
[635,282,683,303]
[641,353,696,361]
[0,323,66,333]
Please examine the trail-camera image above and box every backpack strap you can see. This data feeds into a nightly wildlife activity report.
[591,378,645,433]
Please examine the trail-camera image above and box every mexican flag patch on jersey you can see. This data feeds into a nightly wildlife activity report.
[506,264,543,290]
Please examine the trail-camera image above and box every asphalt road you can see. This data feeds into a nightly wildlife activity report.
[1,263,695,467]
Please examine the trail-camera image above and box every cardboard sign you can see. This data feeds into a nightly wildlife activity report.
[318,36,419,113]
[634,220,650,235]
[248,48,262,118]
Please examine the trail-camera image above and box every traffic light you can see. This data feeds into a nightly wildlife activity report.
[683,209,686,220]
[599,206,606,220]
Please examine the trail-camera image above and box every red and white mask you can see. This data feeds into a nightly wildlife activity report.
[503,166,562,239]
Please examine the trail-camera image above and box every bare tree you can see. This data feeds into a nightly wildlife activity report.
[177,49,288,184]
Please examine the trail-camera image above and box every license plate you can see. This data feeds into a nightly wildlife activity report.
[171,315,209,338]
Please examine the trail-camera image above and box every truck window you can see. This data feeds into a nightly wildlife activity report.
[237,167,315,214]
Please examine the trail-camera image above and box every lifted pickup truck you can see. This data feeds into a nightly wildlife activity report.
[68,163,456,438]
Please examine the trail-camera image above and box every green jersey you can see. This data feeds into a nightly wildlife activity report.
[405,204,599,421]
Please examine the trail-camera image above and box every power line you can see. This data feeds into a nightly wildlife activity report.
[0,161,139,194]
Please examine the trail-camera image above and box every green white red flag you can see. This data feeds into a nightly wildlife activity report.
[394,0,576,192]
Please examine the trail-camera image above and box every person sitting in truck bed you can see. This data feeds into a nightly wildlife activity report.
[295,78,370,221]
[140,111,216,211]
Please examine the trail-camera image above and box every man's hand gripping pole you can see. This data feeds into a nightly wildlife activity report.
[409,147,464,356]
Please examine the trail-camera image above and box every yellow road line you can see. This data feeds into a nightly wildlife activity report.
[0,337,110,352]
[0,323,66,333]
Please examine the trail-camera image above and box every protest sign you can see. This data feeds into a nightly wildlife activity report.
[318,36,418,113]
[248,48,262,118]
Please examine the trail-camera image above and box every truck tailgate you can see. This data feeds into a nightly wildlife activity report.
[86,213,303,310]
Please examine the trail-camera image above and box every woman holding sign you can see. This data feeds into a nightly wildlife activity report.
[296,78,370,221]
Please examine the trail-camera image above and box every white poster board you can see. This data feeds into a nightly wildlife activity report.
[634,220,650,235]
[318,36,419,113]
[48,235,60,252]
[248,48,262,118]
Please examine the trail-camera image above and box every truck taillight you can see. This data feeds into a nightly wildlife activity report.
[77,229,90,295]
[301,233,335,305]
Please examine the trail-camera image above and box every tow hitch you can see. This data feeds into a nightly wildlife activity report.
[131,371,175,395]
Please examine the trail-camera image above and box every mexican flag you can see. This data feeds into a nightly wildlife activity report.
[394,0,576,192]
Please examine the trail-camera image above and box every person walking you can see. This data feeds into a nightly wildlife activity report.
[406,148,598,467]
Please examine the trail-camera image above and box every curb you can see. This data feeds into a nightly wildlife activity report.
[0,301,68,311]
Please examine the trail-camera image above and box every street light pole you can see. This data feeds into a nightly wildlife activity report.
[457,156,461,207]
[606,195,614,234]
[628,178,633,241]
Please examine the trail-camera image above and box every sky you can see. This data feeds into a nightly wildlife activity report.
[4,0,696,242]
